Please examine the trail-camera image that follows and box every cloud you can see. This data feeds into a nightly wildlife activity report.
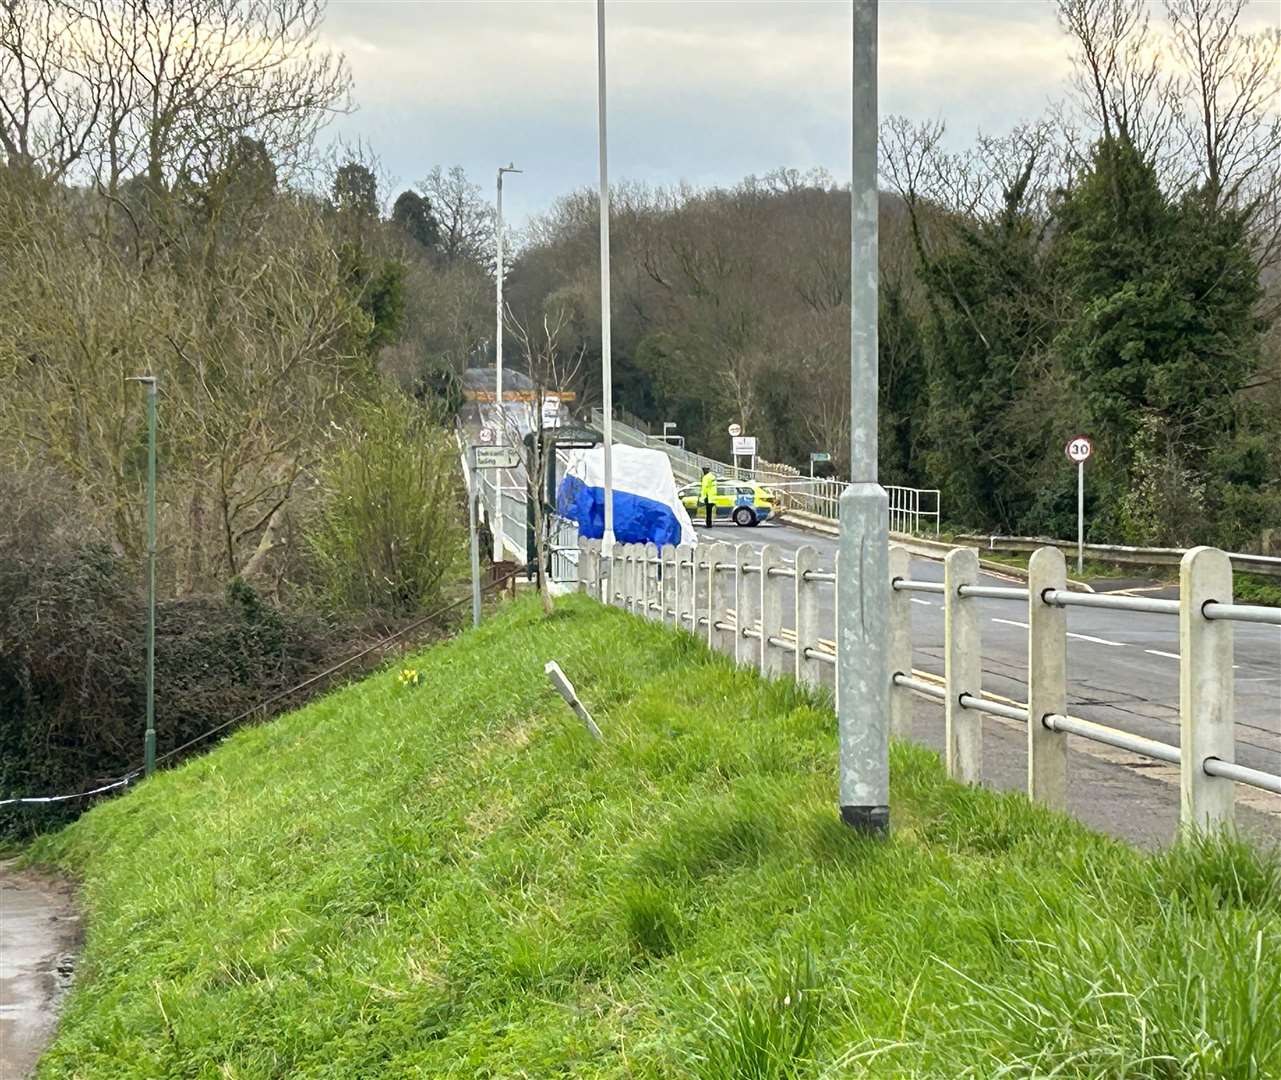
[314,0,1272,222]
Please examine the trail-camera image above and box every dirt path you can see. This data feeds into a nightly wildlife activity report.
[0,861,80,1079]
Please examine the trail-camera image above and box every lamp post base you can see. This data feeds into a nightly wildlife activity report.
[840,804,889,834]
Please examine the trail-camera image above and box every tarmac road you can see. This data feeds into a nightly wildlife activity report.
[694,517,1281,784]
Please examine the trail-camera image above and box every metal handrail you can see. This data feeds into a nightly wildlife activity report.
[892,579,945,594]
[958,693,1027,722]
[1043,590,1181,616]
[1044,713,1181,766]
[1203,602,1281,626]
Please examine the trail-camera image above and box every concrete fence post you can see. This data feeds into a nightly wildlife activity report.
[944,547,981,784]
[888,544,912,740]
[712,541,737,657]
[644,542,659,620]
[626,544,639,613]
[633,544,645,616]
[759,544,786,678]
[794,544,822,690]
[1180,546,1235,832]
[585,539,601,599]
[675,545,691,630]
[735,544,761,667]
[666,548,676,625]
[707,545,717,645]
[1027,546,1067,810]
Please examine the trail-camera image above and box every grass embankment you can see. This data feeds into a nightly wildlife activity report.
[31,595,1281,1078]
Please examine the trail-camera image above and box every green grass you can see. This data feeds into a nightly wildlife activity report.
[1235,572,1281,608]
[30,595,1281,1078]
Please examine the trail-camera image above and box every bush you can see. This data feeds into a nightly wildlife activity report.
[305,395,464,615]
[0,542,334,839]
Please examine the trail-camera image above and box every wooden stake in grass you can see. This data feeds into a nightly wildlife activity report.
[545,661,602,740]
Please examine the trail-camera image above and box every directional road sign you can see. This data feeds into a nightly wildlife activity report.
[473,446,520,470]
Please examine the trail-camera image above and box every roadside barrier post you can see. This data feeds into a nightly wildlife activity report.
[635,544,647,616]
[581,538,599,599]
[635,543,645,616]
[759,544,786,678]
[700,543,714,645]
[644,542,659,620]
[735,544,760,667]
[675,545,691,629]
[712,541,737,656]
[1180,546,1235,831]
[794,544,822,690]
[1027,546,1067,809]
[888,544,912,740]
[661,544,676,624]
[944,547,982,784]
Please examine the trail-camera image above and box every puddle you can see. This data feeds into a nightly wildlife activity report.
[0,860,81,1079]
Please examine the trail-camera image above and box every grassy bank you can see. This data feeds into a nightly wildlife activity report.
[32,595,1281,1078]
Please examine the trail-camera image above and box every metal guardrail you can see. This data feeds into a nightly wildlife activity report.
[578,537,1280,837]
[589,408,942,535]
[961,534,1281,579]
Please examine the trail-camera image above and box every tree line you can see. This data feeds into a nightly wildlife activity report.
[505,0,1281,550]
[0,0,494,826]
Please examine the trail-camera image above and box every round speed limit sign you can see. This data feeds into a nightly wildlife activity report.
[1065,435,1092,464]
[478,427,495,445]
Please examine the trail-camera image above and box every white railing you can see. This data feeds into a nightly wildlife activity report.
[576,537,1281,836]
[589,408,941,534]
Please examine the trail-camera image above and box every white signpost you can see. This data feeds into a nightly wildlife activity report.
[1065,435,1093,575]
[731,433,756,474]
[468,443,523,627]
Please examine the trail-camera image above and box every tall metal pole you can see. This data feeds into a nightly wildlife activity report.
[128,376,158,776]
[470,449,482,627]
[837,0,890,835]
[596,0,616,556]
[494,164,520,562]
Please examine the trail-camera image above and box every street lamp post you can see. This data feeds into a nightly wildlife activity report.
[494,162,522,563]
[126,375,158,777]
[596,0,615,557]
[837,0,890,835]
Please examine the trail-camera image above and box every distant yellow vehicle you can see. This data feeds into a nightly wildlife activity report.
[677,477,774,526]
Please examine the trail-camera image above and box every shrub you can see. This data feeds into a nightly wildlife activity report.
[0,542,334,838]
[305,395,464,615]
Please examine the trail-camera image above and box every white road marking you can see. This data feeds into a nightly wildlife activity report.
[1067,632,1126,647]
[992,618,1028,629]
[1145,649,1180,660]
[910,598,933,606]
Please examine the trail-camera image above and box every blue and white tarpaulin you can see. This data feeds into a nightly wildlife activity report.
[557,445,696,548]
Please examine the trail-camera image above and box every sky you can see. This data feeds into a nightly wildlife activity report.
[318,0,1279,225]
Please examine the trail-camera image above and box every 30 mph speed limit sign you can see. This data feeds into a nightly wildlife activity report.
[1065,436,1092,464]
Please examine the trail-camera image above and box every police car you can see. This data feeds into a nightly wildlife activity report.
[677,477,774,526]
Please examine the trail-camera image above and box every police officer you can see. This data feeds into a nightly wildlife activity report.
[699,467,717,528]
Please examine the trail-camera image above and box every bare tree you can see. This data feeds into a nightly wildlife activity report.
[418,165,495,268]
[0,1,104,181]
[504,306,586,615]
[1165,0,1281,273]
[1057,0,1183,166]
